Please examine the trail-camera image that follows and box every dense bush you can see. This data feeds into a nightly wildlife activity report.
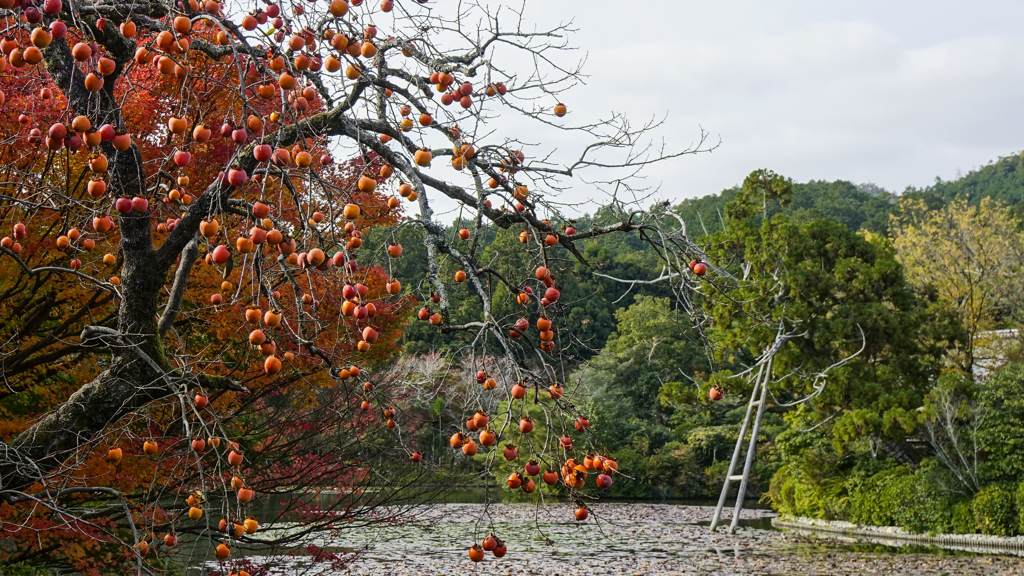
[972,483,1019,536]
[979,363,1024,482]
[769,450,1024,536]
[1017,481,1024,532]
[851,463,965,534]
[770,455,979,534]
[951,500,977,534]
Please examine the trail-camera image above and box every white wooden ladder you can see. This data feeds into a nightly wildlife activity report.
[709,356,772,533]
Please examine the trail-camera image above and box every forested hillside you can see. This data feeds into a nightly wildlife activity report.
[676,151,1024,238]
[923,151,1024,214]
[676,179,896,236]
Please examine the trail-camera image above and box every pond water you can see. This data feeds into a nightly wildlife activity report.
[190,500,1024,575]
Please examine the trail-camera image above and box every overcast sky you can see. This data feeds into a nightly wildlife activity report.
[440,0,1024,217]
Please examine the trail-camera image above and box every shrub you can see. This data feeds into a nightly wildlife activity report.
[885,472,960,533]
[950,500,976,534]
[847,465,907,527]
[979,362,1024,482]
[767,461,847,520]
[972,483,1018,536]
[1017,481,1024,531]
[849,462,975,533]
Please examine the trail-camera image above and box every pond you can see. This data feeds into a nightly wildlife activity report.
[191,500,1024,575]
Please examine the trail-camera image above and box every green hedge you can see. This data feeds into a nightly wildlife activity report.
[972,483,1018,536]
[768,460,1024,535]
[847,465,964,534]
[1017,481,1024,531]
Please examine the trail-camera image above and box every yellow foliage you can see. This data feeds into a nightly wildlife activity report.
[891,197,1024,372]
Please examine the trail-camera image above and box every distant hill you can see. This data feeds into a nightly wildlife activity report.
[676,179,895,237]
[914,151,1024,216]
[675,152,1024,237]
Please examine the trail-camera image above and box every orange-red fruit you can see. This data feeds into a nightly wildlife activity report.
[173,16,192,34]
[71,42,92,61]
[330,0,349,16]
[450,432,464,449]
[264,356,282,374]
[307,247,326,266]
[574,416,590,432]
[511,383,526,399]
[503,444,518,461]
[413,148,432,166]
[472,411,489,429]
[479,429,496,446]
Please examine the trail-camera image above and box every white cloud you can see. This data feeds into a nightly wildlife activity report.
[415,1,1024,219]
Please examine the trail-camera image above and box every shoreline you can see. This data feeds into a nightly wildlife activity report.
[773,516,1024,557]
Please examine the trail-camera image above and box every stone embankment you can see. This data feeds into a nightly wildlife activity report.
[773,516,1024,556]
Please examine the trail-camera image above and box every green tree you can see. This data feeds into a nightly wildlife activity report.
[707,170,961,449]
[572,296,710,496]
[890,197,1024,374]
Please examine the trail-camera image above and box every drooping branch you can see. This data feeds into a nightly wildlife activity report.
[158,237,198,336]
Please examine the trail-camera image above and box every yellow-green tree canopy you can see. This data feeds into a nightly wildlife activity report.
[890,197,1024,374]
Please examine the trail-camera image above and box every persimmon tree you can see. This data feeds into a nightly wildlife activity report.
[0,0,713,570]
